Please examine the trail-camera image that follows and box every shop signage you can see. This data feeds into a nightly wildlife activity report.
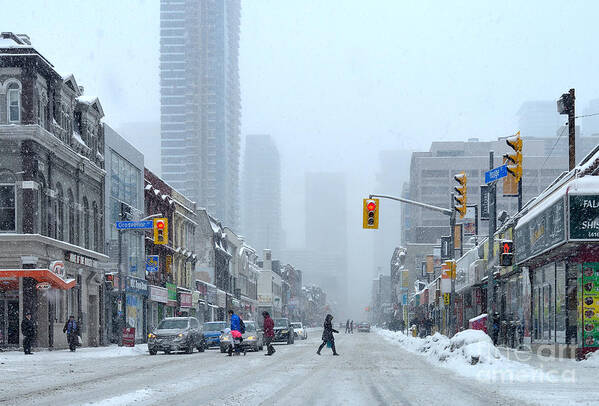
[149,285,168,303]
[126,276,148,296]
[145,255,159,273]
[65,252,97,268]
[166,283,177,306]
[36,282,51,290]
[580,263,599,348]
[514,197,565,264]
[480,185,490,220]
[179,292,192,308]
[122,327,135,347]
[166,255,173,274]
[207,285,217,304]
[569,195,599,240]
[258,294,271,304]
[50,260,65,278]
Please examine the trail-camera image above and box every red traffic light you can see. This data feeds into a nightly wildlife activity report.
[156,220,165,230]
[367,202,376,211]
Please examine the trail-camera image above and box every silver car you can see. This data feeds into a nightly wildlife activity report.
[148,317,206,355]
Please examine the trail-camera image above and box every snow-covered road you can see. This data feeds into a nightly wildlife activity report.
[0,330,540,405]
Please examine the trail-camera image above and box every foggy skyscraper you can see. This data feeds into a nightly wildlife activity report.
[517,101,562,138]
[242,134,283,255]
[160,0,241,228]
[304,172,348,309]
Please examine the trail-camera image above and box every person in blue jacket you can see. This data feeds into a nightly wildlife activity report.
[229,310,240,332]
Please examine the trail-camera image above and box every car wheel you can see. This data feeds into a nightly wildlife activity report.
[259,345,263,351]
[197,342,205,352]
[149,349,157,356]
[220,347,226,353]
[294,332,298,338]
[186,343,194,354]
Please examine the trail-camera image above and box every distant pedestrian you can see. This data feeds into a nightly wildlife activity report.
[350,320,354,334]
[345,319,350,334]
[317,314,339,356]
[63,315,79,351]
[262,311,275,356]
[21,312,35,355]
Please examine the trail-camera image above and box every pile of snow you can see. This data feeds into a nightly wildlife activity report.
[580,350,599,368]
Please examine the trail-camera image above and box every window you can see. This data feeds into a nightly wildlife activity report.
[0,180,16,232]
[83,197,90,248]
[7,82,21,123]
[67,189,75,244]
[56,183,64,241]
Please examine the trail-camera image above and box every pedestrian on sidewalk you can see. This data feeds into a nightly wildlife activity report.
[21,312,35,355]
[317,314,339,356]
[262,311,275,356]
[63,315,79,351]
[345,319,350,334]
[350,320,354,334]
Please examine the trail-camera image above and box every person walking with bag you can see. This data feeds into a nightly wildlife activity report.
[262,311,275,356]
[317,314,339,356]
[63,315,79,351]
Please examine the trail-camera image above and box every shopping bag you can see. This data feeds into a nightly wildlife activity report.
[77,335,83,346]
[326,340,332,348]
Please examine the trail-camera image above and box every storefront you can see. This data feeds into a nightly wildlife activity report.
[126,276,148,341]
[166,283,177,317]
[148,285,168,331]
[177,288,192,316]
[515,176,599,358]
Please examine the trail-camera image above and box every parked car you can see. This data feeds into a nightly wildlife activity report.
[291,322,307,340]
[148,317,205,355]
[357,321,371,333]
[203,321,227,348]
[273,318,295,344]
[219,320,263,352]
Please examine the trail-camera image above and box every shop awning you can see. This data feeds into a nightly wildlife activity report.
[0,269,76,290]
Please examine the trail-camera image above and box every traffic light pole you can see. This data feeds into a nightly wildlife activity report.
[487,151,497,333]
[568,88,576,171]
[449,194,456,336]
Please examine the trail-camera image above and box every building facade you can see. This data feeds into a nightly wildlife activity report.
[241,134,283,254]
[160,0,241,229]
[0,33,107,349]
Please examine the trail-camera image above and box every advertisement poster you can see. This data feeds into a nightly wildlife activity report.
[581,263,599,348]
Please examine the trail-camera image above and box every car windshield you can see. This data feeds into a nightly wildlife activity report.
[274,319,288,327]
[157,319,188,330]
[203,322,226,331]
[244,322,256,332]
[290,323,302,328]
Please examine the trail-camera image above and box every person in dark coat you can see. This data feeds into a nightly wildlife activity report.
[345,319,350,334]
[63,315,79,351]
[262,311,276,356]
[21,313,35,355]
[317,314,339,355]
[350,320,354,334]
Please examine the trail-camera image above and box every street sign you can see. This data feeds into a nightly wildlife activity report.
[480,185,489,220]
[146,255,159,273]
[116,220,154,230]
[440,236,451,260]
[402,293,408,305]
[484,164,508,184]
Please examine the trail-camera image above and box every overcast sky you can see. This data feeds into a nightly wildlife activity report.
[4,0,599,316]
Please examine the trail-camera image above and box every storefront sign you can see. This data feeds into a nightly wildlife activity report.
[126,276,148,296]
[65,252,97,268]
[179,292,192,308]
[515,197,565,264]
[166,255,173,274]
[258,295,272,304]
[149,285,168,303]
[480,185,489,220]
[166,283,177,306]
[36,282,51,290]
[50,260,65,279]
[569,195,599,240]
[581,263,599,348]
[122,327,135,347]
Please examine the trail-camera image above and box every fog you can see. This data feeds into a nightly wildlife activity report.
[4,0,599,319]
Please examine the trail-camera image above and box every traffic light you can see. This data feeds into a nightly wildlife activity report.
[363,198,379,229]
[500,240,514,266]
[504,132,522,182]
[453,171,467,219]
[153,218,168,245]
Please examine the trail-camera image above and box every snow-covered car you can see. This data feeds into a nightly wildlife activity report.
[291,322,307,340]
[219,320,263,352]
[203,321,227,348]
[357,322,371,333]
[273,318,295,344]
[148,317,206,355]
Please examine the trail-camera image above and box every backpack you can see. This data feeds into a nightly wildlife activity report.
[239,319,246,334]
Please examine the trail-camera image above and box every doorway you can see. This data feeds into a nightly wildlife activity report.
[0,297,20,346]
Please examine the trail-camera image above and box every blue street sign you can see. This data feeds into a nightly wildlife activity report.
[485,164,508,184]
[402,293,408,305]
[116,220,154,230]
[146,255,159,273]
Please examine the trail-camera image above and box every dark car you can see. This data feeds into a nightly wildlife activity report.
[203,321,227,348]
[273,318,295,344]
[148,317,205,355]
[357,321,371,333]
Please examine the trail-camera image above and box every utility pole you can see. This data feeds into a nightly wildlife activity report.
[568,88,576,170]
[487,151,497,331]
[449,193,456,336]
[117,228,125,346]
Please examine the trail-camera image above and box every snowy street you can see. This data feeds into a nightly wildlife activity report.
[0,328,547,406]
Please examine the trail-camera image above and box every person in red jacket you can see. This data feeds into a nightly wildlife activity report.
[262,311,275,356]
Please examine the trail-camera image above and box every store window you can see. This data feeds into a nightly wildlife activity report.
[0,173,16,232]
[7,81,21,123]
